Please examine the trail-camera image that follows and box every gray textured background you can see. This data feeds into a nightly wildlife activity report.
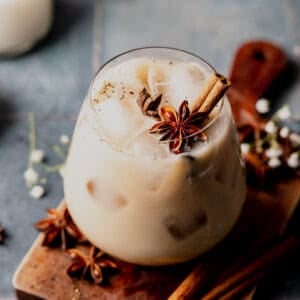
[0,0,300,298]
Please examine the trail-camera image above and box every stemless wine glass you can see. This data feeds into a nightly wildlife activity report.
[64,48,246,266]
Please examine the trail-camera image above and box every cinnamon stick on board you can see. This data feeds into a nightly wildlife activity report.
[202,236,299,300]
[218,267,270,300]
[168,237,299,300]
[167,259,221,300]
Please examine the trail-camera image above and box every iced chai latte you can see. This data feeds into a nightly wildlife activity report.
[64,48,246,265]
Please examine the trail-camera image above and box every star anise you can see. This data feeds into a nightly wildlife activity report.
[67,246,117,284]
[149,100,207,154]
[35,208,85,250]
[137,88,162,120]
[0,225,5,244]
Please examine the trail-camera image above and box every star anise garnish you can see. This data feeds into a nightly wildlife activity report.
[67,246,117,284]
[149,100,207,154]
[35,208,85,250]
[0,225,6,244]
[137,88,162,120]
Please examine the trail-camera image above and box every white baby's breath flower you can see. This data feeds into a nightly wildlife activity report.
[241,143,251,154]
[287,152,299,168]
[59,164,66,178]
[60,134,70,145]
[279,126,290,138]
[265,146,283,158]
[276,105,291,120]
[289,133,300,147]
[30,149,45,163]
[293,45,300,57]
[255,98,270,114]
[268,157,281,168]
[29,185,45,199]
[256,145,263,153]
[265,121,278,134]
[23,168,39,186]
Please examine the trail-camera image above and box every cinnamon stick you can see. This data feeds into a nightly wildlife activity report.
[168,236,299,300]
[202,236,299,300]
[219,267,270,300]
[192,73,219,112]
[167,261,219,300]
[192,73,231,114]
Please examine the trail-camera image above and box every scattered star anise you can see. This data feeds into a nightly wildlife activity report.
[149,100,207,154]
[0,225,5,244]
[67,246,117,284]
[35,208,85,250]
[137,88,162,120]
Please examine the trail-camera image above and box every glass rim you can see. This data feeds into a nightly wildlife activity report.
[91,46,217,81]
[87,47,225,148]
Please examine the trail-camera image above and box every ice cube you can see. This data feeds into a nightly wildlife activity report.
[136,60,150,86]
[147,62,207,109]
[97,97,145,144]
[86,179,128,210]
[125,131,168,160]
[147,65,168,98]
[214,153,239,189]
[188,63,205,84]
[98,99,129,136]
[167,64,205,107]
[164,210,208,240]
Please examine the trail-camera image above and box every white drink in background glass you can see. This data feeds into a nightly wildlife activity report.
[64,48,246,266]
[0,0,53,56]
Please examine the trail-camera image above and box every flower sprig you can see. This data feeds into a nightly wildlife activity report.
[240,99,300,186]
[23,112,70,199]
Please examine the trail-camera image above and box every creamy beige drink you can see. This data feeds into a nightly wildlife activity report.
[64,48,246,266]
[0,0,53,56]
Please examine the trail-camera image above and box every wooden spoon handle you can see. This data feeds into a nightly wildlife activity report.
[227,41,287,124]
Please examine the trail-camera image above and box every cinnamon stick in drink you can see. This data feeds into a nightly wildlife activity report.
[193,73,231,114]
[192,73,219,112]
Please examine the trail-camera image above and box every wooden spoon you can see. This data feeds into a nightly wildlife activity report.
[228,40,287,125]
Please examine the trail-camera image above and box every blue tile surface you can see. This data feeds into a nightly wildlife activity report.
[0,0,299,298]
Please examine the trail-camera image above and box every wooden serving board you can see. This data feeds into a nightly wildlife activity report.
[12,223,192,299]
[12,184,300,300]
[13,41,300,300]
